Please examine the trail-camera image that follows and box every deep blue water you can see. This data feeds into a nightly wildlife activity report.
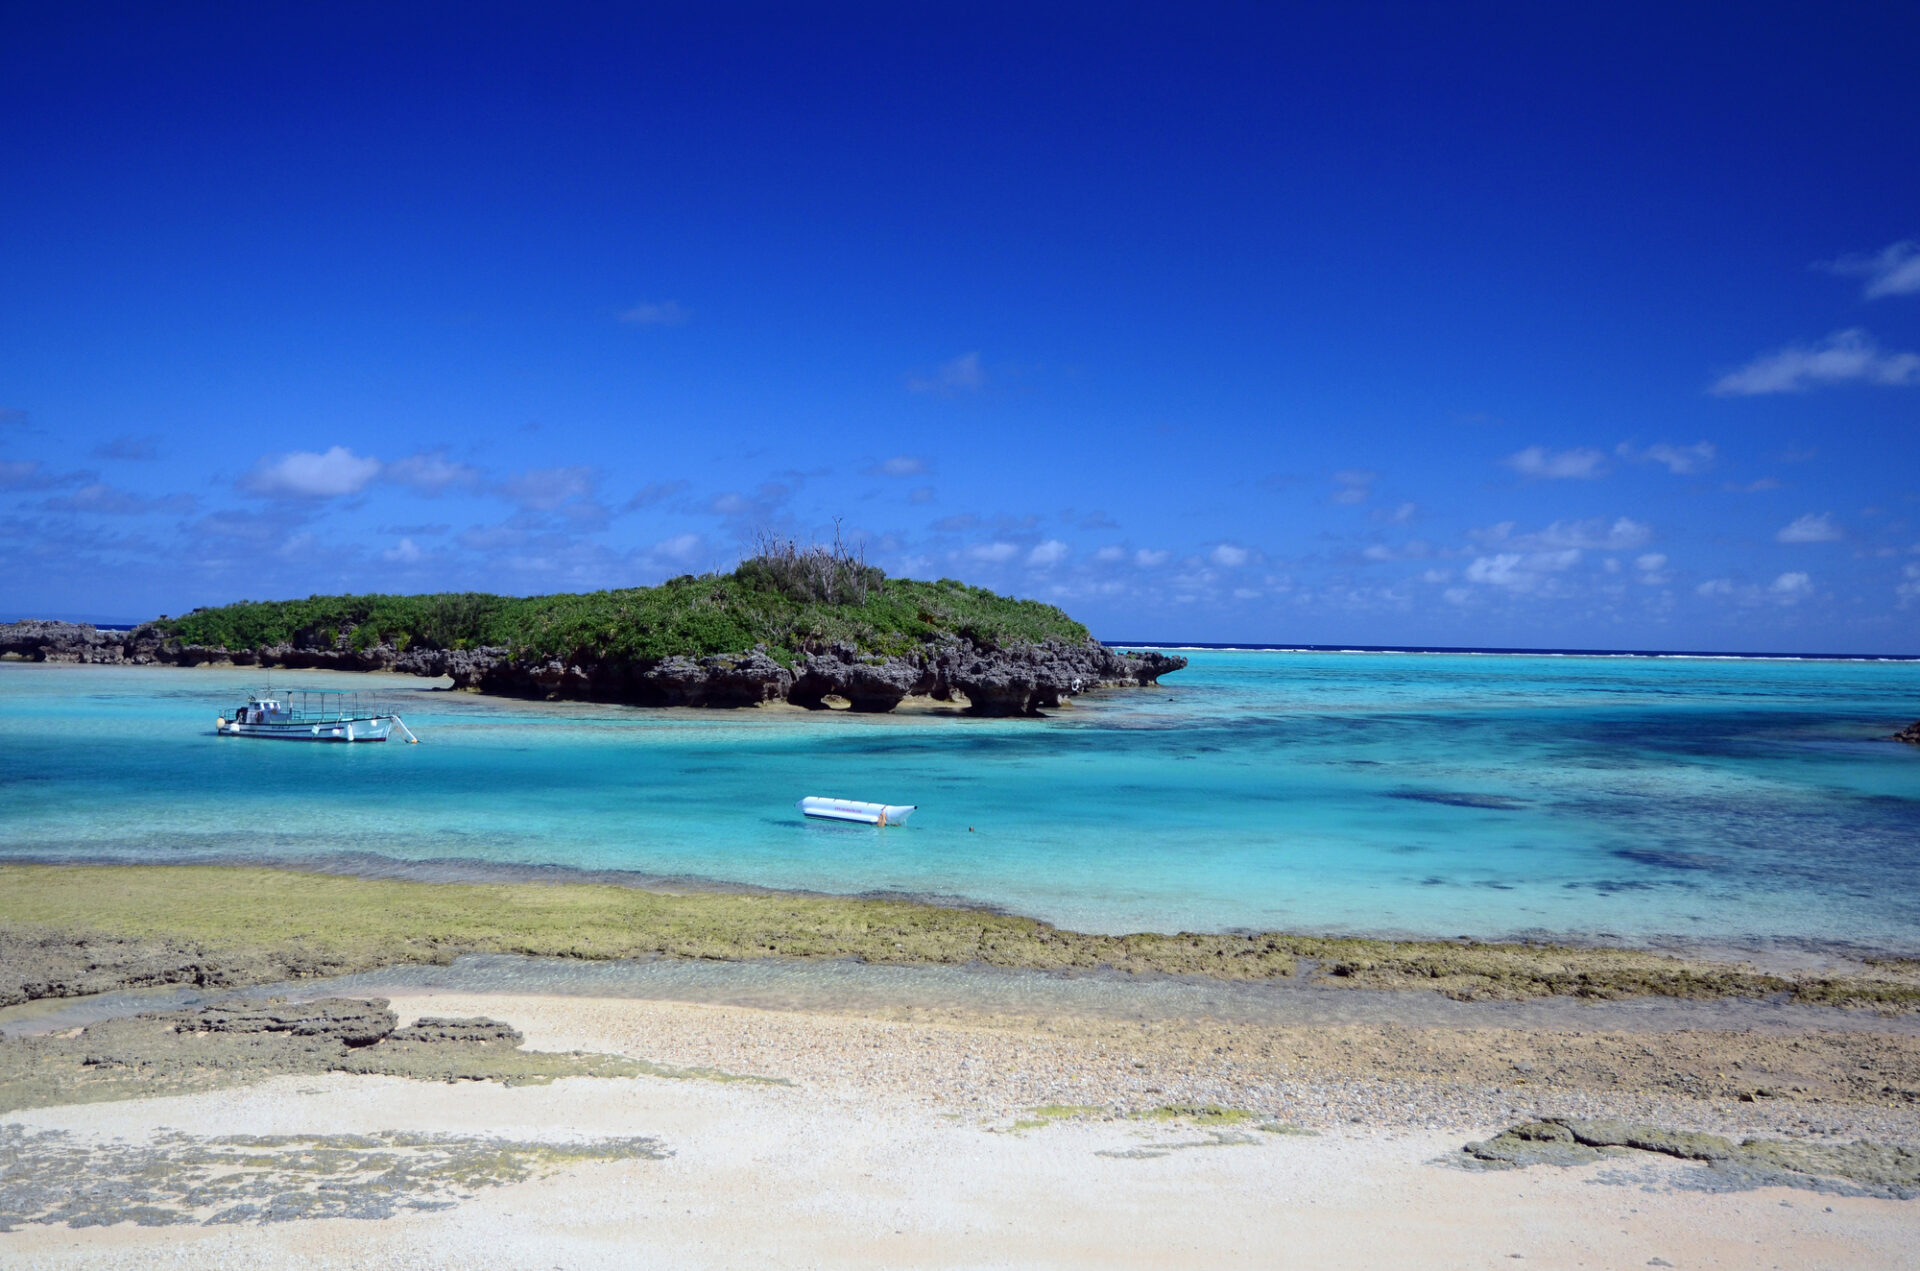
[2,652,1917,949]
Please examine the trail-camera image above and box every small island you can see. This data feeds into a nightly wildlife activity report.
[0,542,1184,716]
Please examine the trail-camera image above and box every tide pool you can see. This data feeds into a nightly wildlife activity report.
[2,651,1917,949]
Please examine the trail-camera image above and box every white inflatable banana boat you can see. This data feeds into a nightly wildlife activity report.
[796,796,917,826]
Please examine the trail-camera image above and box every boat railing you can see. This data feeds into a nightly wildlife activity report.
[261,689,389,722]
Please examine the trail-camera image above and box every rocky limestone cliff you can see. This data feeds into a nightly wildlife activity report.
[0,619,1185,716]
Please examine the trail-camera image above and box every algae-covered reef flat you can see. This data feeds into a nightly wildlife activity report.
[0,548,1185,714]
[0,997,663,1116]
[4,864,1918,1013]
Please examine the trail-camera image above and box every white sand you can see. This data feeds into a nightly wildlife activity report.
[4,992,1914,1270]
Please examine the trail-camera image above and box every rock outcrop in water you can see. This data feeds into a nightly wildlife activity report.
[1895,721,1920,745]
[0,619,1185,716]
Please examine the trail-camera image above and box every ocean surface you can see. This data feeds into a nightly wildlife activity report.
[2,651,1917,951]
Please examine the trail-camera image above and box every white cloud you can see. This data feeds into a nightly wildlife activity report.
[1777,512,1843,543]
[865,456,927,477]
[1822,240,1920,299]
[1027,539,1069,567]
[1330,469,1376,504]
[908,352,985,394]
[242,446,381,498]
[650,533,703,564]
[625,479,690,511]
[1094,545,1126,563]
[1421,568,1452,584]
[383,537,423,563]
[499,465,598,511]
[1697,573,1815,606]
[1618,440,1716,474]
[1464,548,1581,589]
[1210,543,1250,567]
[1505,445,1608,480]
[1473,516,1652,552]
[1361,539,1431,563]
[1712,329,1920,395]
[1898,562,1920,607]
[619,300,689,326]
[1769,572,1812,603]
[1634,552,1670,584]
[384,450,482,495]
[1387,501,1417,523]
[41,482,195,515]
[967,541,1019,563]
[1134,548,1170,568]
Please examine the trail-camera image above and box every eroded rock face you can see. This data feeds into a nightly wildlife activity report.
[0,620,1185,715]
[789,644,926,712]
[186,998,398,1048]
[1459,1117,1920,1199]
[0,620,135,664]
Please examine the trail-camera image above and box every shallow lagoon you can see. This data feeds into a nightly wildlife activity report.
[2,652,1917,949]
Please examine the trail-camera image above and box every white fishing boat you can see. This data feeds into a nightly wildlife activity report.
[796,796,916,826]
[216,689,418,744]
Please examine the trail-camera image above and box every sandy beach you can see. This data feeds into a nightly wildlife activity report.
[6,980,1919,1270]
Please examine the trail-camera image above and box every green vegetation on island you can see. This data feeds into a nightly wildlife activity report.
[152,540,1089,666]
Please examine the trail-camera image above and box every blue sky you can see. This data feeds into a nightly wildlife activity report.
[3,3,1918,652]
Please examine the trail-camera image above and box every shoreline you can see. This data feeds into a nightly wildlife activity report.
[5,861,1918,1264]
[4,862,1918,1016]
[6,845,1920,970]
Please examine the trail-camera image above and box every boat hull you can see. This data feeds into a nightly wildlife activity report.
[216,718,393,742]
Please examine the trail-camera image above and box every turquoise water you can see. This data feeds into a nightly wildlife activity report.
[2,653,1917,949]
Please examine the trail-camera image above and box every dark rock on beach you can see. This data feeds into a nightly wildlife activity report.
[1460,1116,1920,1199]
[0,619,1185,716]
[0,997,649,1115]
[187,998,398,1048]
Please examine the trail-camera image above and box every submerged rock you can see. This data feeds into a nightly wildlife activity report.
[1895,720,1920,745]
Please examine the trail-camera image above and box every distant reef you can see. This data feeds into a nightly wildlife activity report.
[0,559,1184,716]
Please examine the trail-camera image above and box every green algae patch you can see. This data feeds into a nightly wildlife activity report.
[1030,1103,1105,1120]
[1007,1103,1106,1130]
[1134,1104,1259,1125]
[0,1125,666,1231]
[1459,1117,1920,1199]
[3,863,1917,1012]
